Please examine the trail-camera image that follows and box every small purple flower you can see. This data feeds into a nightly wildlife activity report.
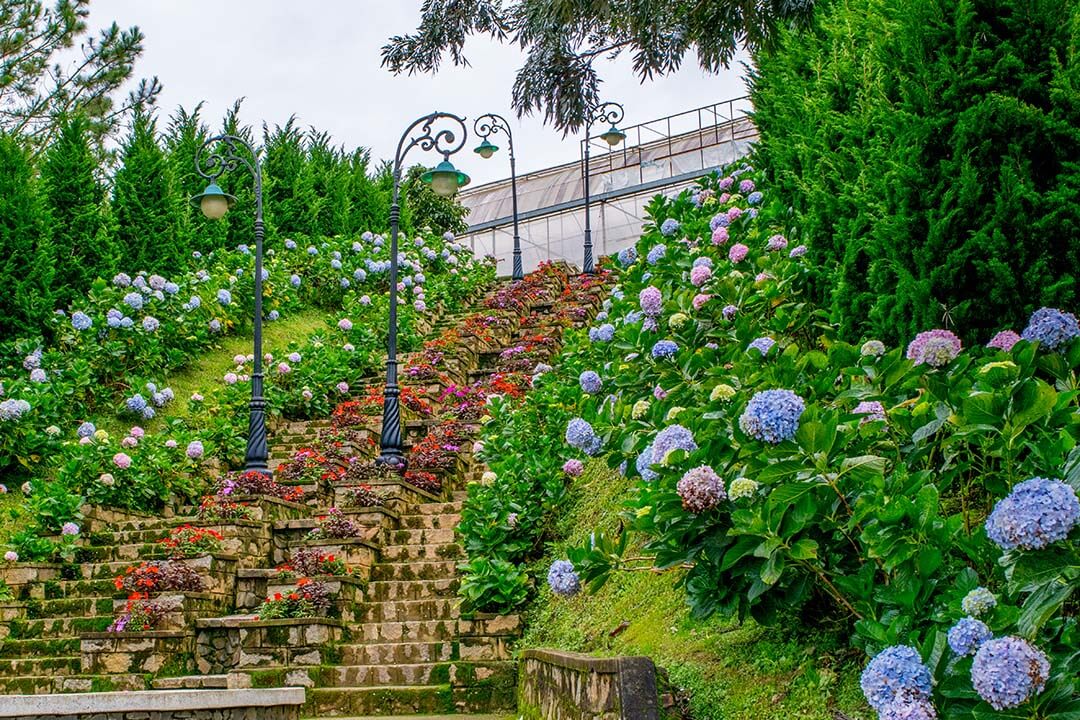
[711,226,729,245]
[336,382,350,394]
[690,265,712,287]
[337,318,353,332]
[647,244,667,265]
[639,286,663,317]
[113,452,132,469]
[854,400,887,423]
[789,244,808,258]
[142,316,160,332]
[766,234,788,252]
[746,191,763,205]
[722,304,738,320]
[29,368,47,383]
[651,424,697,464]
[738,179,755,194]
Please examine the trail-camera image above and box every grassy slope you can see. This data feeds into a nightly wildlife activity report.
[521,461,871,720]
[1,309,331,546]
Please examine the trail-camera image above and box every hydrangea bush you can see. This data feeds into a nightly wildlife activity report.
[461,167,1080,718]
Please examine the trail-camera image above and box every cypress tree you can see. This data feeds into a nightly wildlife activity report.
[112,110,182,273]
[262,118,308,237]
[41,115,117,307]
[0,132,54,337]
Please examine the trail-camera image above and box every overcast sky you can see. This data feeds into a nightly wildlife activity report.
[90,1,750,187]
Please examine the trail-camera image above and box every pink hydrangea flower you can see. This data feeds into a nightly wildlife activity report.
[338,318,353,332]
[562,459,584,477]
[766,234,788,251]
[336,382,350,394]
[987,330,1020,352]
[690,265,712,287]
[165,439,178,448]
[692,294,711,311]
[906,329,962,368]
[113,452,132,469]
[121,436,138,448]
[277,362,291,374]
[3,551,17,562]
[727,206,743,221]
[711,227,729,245]
[654,385,667,400]
[223,372,238,385]
[729,243,749,263]
[130,426,145,438]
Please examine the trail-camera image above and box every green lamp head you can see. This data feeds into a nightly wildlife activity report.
[190,182,236,220]
[473,138,499,159]
[421,158,471,197]
[600,124,627,147]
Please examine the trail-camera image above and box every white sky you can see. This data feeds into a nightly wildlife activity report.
[90,0,750,186]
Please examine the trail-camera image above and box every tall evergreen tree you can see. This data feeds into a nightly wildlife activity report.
[262,118,309,237]
[41,115,116,307]
[0,132,54,338]
[112,109,182,273]
[164,102,224,259]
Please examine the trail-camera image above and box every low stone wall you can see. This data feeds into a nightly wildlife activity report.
[518,649,659,720]
[0,687,304,720]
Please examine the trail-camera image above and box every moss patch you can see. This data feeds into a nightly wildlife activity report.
[521,461,870,720]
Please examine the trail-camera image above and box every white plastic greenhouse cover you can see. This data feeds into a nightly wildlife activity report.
[458,98,758,275]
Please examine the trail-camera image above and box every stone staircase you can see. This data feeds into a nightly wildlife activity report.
[0,262,610,716]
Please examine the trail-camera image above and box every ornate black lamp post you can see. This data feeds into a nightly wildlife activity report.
[473,113,523,281]
[376,112,471,471]
[190,136,270,475]
[581,101,626,274]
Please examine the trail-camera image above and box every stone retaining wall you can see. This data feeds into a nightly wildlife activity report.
[518,649,659,720]
[0,688,304,720]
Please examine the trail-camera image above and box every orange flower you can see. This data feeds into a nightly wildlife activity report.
[296,577,312,587]
[273,593,282,601]
[288,593,299,601]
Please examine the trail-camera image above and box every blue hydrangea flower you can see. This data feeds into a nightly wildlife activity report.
[652,340,679,359]
[106,309,123,328]
[739,389,806,444]
[651,425,697,464]
[579,371,602,394]
[647,244,667,265]
[971,636,1050,710]
[985,477,1079,551]
[617,247,638,266]
[961,587,997,617]
[307,246,318,255]
[747,191,763,205]
[120,317,133,328]
[692,256,714,269]
[354,269,367,282]
[589,324,615,343]
[1021,307,1080,351]
[77,421,96,438]
[123,292,144,310]
[184,296,202,311]
[208,319,222,332]
[71,312,92,331]
[340,277,350,288]
[710,213,730,230]
[879,697,937,720]
[125,394,147,413]
[565,418,602,456]
[860,645,933,711]
[748,337,775,356]
[547,560,581,597]
[331,258,342,270]
[948,617,992,656]
[113,273,132,287]
[142,316,159,332]
[624,310,643,325]
[268,310,280,321]
[164,282,179,295]
[217,289,232,306]
[660,218,680,237]
[636,444,658,481]
[290,274,301,288]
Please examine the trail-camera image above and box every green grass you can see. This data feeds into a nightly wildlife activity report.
[521,461,871,720]
[97,309,329,436]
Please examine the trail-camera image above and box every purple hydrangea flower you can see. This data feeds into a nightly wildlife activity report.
[589,324,615,343]
[789,244,808,258]
[739,179,755,194]
[651,425,697,464]
[126,394,147,413]
[860,645,933,712]
[77,421,96,438]
[971,636,1050,710]
[985,477,1079,551]
[562,459,584,477]
[854,401,887,423]
[113,273,132,287]
[338,318,353,332]
[71,311,92,331]
[547,560,581,597]
[61,522,79,536]
[142,316,159,332]
[748,337,775,356]
[987,330,1020,351]
[660,219,680,237]
[636,444,658,481]
[652,340,679,359]
[766,234,788,251]
[565,418,602,456]
[712,226,729,245]
[639,286,663,317]
[186,441,204,459]
[209,319,222,332]
[216,289,232,306]
[728,243,749,263]
[722,304,738,320]
[1021,307,1079,351]
[647,244,667,265]
[906,329,962,367]
[29,368,47,383]
[123,292,144,310]
[739,390,805,444]
[690,265,712,287]
[677,466,725,512]
[948,617,992,656]
[290,274,302,288]
[579,371,602,394]
[718,176,734,190]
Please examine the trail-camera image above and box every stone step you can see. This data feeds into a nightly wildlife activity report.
[383,528,457,546]
[0,656,81,677]
[6,615,111,639]
[365,578,459,602]
[0,637,80,659]
[0,672,147,695]
[317,662,478,688]
[409,502,463,517]
[305,685,455,717]
[370,561,458,582]
[338,641,455,666]
[378,543,464,563]
[152,674,231,690]
[354,619,458,643]
[29,596,117,619]
[398,513,461,530]
[357,599,460,624]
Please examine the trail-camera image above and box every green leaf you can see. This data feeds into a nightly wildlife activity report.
[838,455,886,485]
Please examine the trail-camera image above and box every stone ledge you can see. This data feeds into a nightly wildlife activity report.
[0,687,305,716]
[195,616,345,630]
